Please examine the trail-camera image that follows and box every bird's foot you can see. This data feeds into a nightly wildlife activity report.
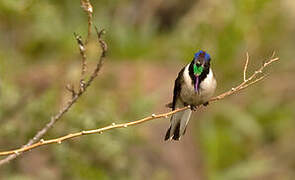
[190,105,198,111]
[203,102,209,107]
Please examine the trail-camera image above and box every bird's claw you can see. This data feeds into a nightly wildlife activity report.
[190,105,198,111]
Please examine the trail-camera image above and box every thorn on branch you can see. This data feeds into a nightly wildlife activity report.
[79,80,86,93]
[66,84,76,98]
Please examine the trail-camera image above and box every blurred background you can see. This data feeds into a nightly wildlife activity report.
[0,0,294,179]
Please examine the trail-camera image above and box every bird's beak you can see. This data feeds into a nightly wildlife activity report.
[197,58,205,68]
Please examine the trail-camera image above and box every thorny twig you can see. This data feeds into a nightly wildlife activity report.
[0,53,279,156]
[0,0,107,165]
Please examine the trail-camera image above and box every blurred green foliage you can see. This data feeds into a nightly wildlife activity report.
[0,0,294,179]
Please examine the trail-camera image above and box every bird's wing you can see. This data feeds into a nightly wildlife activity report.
[172,67,185,110]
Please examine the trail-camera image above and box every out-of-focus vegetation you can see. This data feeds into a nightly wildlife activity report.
[0,0,294,179]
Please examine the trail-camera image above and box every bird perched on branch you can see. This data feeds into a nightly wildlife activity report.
[165,50,217,141]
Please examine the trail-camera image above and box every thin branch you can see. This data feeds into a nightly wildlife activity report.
[244,52,249,81]
[0,53,279,156]
[76,0,94,84]
[80,0,93,45]
[0,2,105,165]
[74,33,87,78]
[0,108,187,156]
[82,27,107,90]
[211,55,279,102]
[240,74,268,90]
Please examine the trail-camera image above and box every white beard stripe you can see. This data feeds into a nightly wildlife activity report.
[183,64,194,91]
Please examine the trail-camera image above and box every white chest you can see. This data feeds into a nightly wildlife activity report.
[181,64,217,105]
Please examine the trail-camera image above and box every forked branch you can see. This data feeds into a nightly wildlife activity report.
[0,0,102,166]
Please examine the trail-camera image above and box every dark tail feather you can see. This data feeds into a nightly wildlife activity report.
[164,122,181,141]
[172,123,181,140]
[164,126,171,140]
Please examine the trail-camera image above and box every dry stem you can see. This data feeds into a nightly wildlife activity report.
[0,54,279,157]
[77,0,94,81]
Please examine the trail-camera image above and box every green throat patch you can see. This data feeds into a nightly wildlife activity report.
[193,64,203,76]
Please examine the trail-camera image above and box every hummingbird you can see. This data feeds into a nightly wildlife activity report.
[165,50,217,141]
